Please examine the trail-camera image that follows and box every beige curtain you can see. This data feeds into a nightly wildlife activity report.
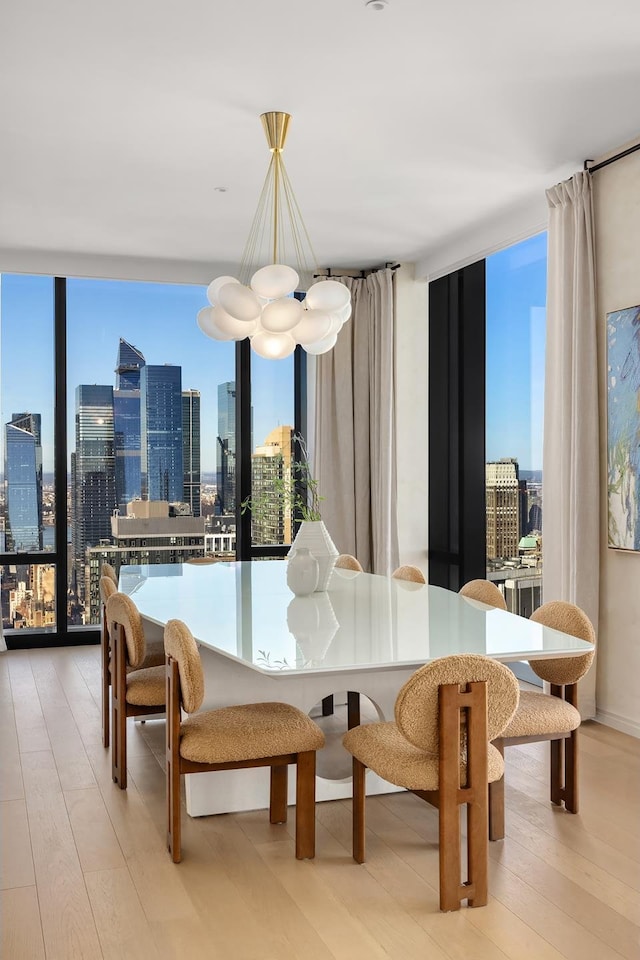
[544,171,599,717]
[314,268,399,575]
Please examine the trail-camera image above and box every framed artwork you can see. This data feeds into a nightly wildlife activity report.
[607,304,640,550]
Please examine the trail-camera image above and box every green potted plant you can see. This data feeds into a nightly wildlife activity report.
[241,433,338,590]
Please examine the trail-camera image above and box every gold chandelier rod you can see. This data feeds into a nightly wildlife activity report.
[238,112,317,286]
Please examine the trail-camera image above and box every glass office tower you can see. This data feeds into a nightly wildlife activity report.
[217,381,236,514]
[4,412,43,551]
[140,365,183,502]
[114,338,145,512]
[182,389,201,516]
[72,385,116,602]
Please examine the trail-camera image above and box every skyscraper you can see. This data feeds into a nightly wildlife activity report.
[114,338,145,512]
[251,425,293,545]
[182,389,201,516]
[72,385,116,599]
[486,458,521,559]
[4,412,43,551]
[140,365,183,502]
[217,381,236,514]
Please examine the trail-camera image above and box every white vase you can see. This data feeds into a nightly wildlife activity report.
[288,520,339,592]
[286,547,319,596]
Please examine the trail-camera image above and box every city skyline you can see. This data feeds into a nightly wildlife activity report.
[0,275,295,475]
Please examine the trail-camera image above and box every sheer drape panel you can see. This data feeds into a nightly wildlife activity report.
[314,269,399,575]
[544,172,599,717]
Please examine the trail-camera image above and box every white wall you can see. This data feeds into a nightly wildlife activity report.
[395,264,429,574]
[593,145,640,737]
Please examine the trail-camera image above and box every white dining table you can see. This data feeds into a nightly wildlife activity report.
[120,560,594,817]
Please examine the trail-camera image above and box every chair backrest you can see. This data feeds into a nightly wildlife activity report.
[335,554,363,572]
[394,654,519,754]
[99,575,117,606]
[459,579,507,611]
[105,592,147,669]
[164,619,205,714]
[392,564,426,584]
[529,600,596,685]
[101,562,118,586]
[186,556,220,564]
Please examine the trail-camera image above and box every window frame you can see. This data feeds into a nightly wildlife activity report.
[1,276,307,648]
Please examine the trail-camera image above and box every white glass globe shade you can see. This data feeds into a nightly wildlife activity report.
[218,283,262,322]
[326,313,343,336]
[304,333,338,355]
[261,297,303,333]
[212,304,258,340]
[250,264,299,299]
[305,279,350,312]
[250,330,296,360]
[291,309,332,346]
[196,306,233,341]
[336,301,352,323]
[206,276,239,306]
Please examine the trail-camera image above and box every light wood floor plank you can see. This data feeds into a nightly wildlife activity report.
[21,749,103,960]
[65,787,127,873]
[0,886,46,960]
[0,798,35,889]
[8,654,51,754]
[85,866,161,959]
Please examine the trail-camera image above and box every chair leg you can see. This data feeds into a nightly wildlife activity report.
[270,765,288,824]
[564,728,579,813]
[347,691,361,730]
[111,681,127,790]
[550,737,563,806]
[352,757,366,864]
[488,740,505,841]
[321,695,334,717]
[101,637,110,749]
[467,784,489,907]
[295,751,316,860]
[167,753,182,863]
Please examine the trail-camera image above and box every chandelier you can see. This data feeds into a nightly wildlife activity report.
[197,112,352,360]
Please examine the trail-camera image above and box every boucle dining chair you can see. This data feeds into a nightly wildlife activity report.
[343,654,519,911]
[488,600,595,839]
[101,576,165,750]
[101,561,118,587]
[334,554,364,572]
[106,592,167,789]
[392,564,426,584]
[164,619,325,863]
[459,579,507,610]
[100,575,118,748]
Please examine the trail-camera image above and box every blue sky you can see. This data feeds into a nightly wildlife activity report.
[1,275,294,473]
[486,231,547,471]
[1,237,546,477]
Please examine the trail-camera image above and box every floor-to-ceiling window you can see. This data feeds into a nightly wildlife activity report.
[1,274,306,645]
[485,233,546,616]
[428,232,547,609]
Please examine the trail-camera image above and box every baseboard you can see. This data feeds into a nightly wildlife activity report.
[595,709,640,739]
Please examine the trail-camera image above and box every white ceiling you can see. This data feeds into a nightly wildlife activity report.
[2,0,640,280]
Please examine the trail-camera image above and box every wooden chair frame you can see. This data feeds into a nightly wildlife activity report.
[101,601,111,748]
[488,681,578,841]
[111,621,165,790]
[352,680,489,912]
[165,657,317,863]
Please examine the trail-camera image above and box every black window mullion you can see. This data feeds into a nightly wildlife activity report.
[54,277,68,635]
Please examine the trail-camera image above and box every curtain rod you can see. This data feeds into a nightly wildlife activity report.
[314,263,400,280]
[584,141,640,174]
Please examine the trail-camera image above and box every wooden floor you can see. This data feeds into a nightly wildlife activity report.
[1,646,639,960]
